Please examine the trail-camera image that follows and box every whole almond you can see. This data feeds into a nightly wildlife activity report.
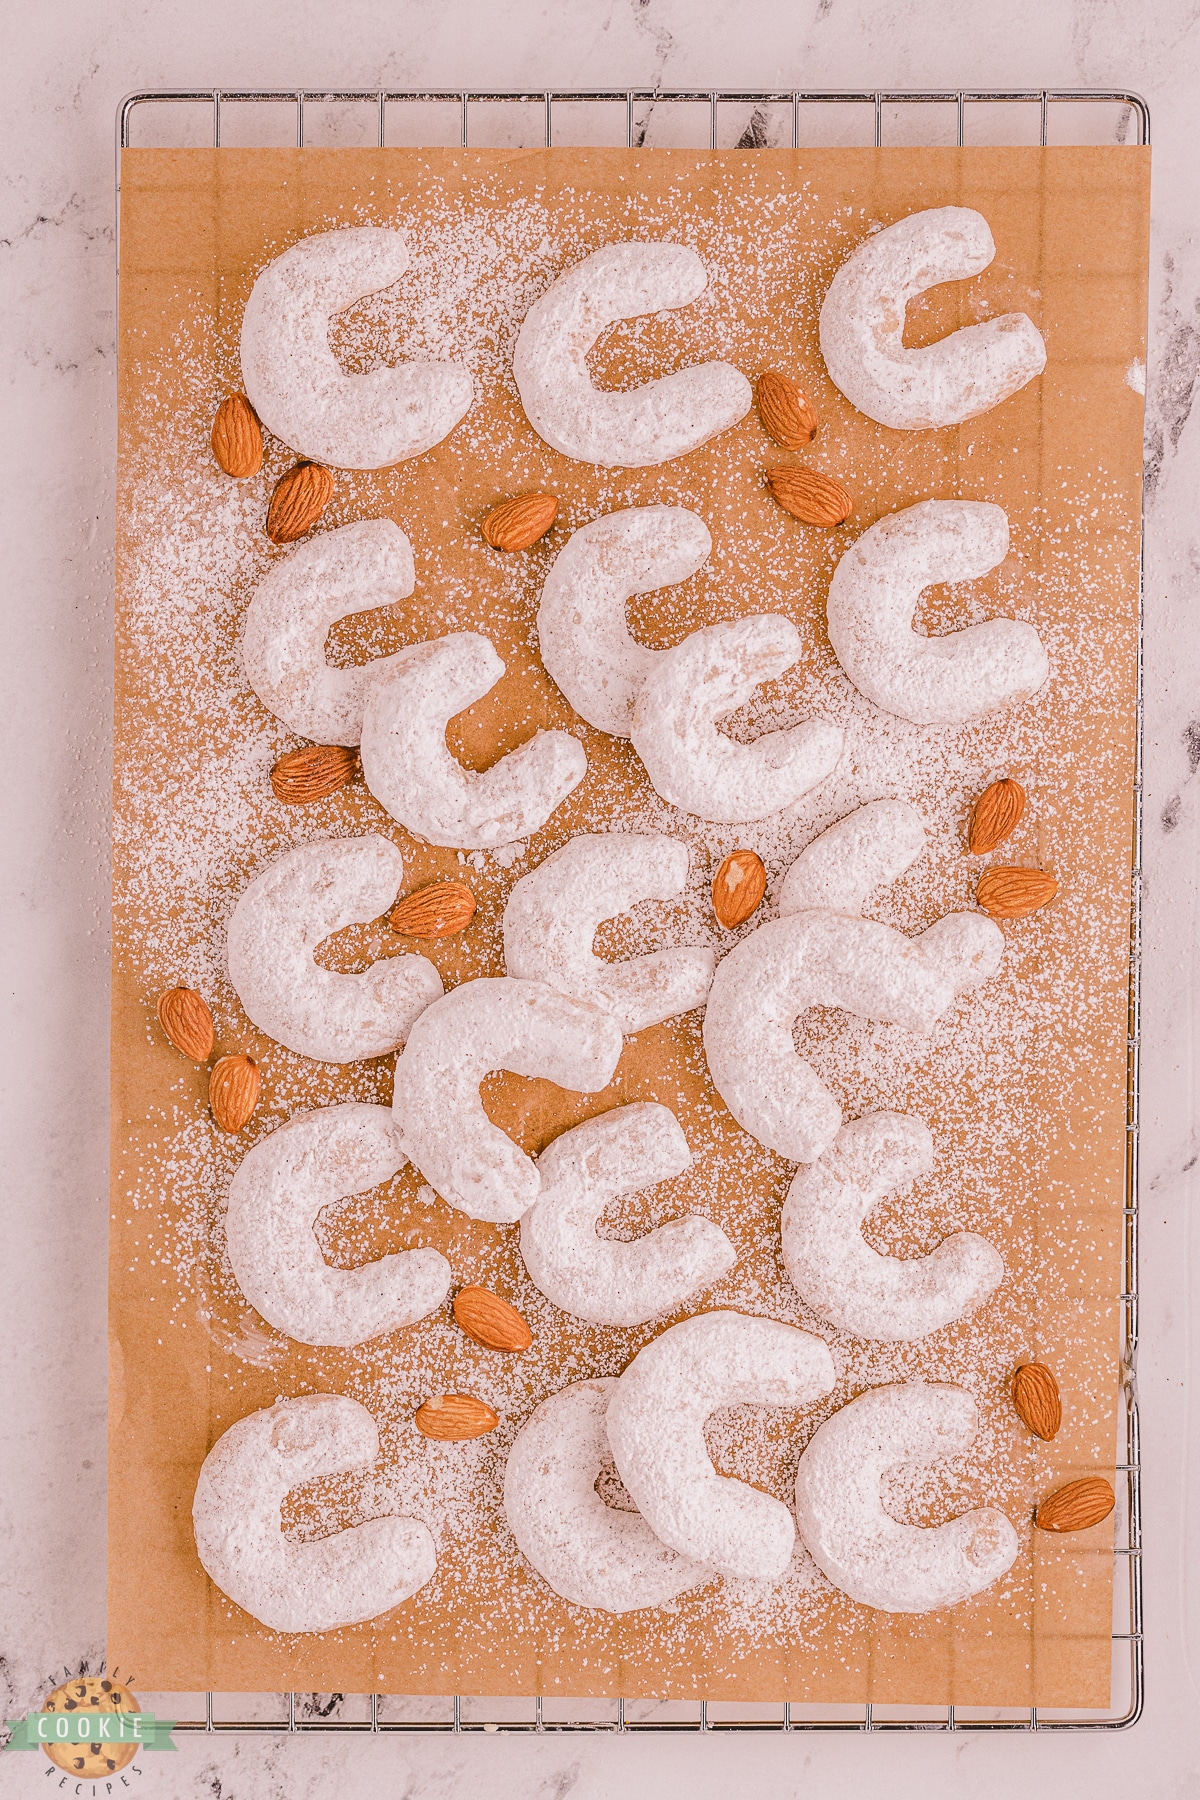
[390,881,477,939]
[415,1393,499,1441]
[483,494,559,551]
[1011,1363,1062,1441]
[712,849,767,930]
[211,393,263,479]
[766,466,853,527]
[1035,1476,1116,1533]
[453,1286,533,1353]
[209,1053,260,1133]
[968,778,1026,855]
[976,866,1059,919]
[157,986,214,1062]
[266,462,335,544]
[270,744,358,805]
[756,370,818,449]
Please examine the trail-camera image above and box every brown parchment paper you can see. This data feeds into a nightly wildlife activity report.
[109,146,1149,1707]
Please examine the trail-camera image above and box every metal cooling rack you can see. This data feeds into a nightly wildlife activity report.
[114,85,1147,1735]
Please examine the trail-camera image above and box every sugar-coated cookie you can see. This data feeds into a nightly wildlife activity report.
[818,207,1046,431]
[502,833,715,1033]
[794,1382,1018,1612]
[513,242,751,468]
[782,1113,1004,1340]
[224,1103,451,1347]
[503,1377,713,1612]
[702,906,1003,1163]
[779,799,927,918]
[825,500,1049,726]
[391,977,624,1223]
[520,1104,735,1326]
[240,226,473,468]
[226,836,442,1064]
[537,506,712,735]
[192,1393,436,1632]
[241,519,417,746]
[359,632,587,849]
[605,1310,835,1581]
[630,616,843,822]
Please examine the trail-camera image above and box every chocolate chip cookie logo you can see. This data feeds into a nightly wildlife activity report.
[4,1674,175,1785]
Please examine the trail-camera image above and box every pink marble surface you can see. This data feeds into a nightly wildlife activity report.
[3,1,1199,1793]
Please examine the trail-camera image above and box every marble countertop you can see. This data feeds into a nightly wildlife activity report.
[4,1,1200,1794]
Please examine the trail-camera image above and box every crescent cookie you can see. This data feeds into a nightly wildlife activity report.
[605,1310,835,1582]
[502,833,715,1033]
[359,632,587,849]
[226,836,442,1065]
[702,908,1003,1164]
[630,616,844,822]
[825,500,1049,726]
[794,1382,1019,1612]
[224,1103,451,1347]
[536,506,712,736]
[782,1113,1004,1341]
[192,1393,436,1632]
[779,799,927,918]
[241,519,417,747]
[818,206,1046,430]
[391,977,624,1223]
[503,1377,712,1613]
[240,225,473,468]
[512,241,752,468]
[520,1104,735,1326]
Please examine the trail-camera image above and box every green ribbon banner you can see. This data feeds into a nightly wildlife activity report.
[4,1712,176,1752]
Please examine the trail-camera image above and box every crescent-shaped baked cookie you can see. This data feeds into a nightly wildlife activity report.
[224,1103,451,1347]
[605,1310,835,1581]
[825,500,1049,726]
[702,907,1003,1164]
[818,206,1046,430]
[192,1393,436,1632]
[241,519,417,747]
[359,632,587,849]
[782,1112,1004,1340]
[391,977,624,1223]
[520,1104,735,1326]
[240,225,473,468]
[779,799,927,918]
[503,1377,712,1613]
[226,836,442,1064]
[630,616,844,822]
[502,833,715,1033]
[794,1382,1018,1612]
[513,242,751,467]
[536,506,712,735]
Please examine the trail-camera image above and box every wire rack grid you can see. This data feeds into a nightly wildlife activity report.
[113,85,1147,1736]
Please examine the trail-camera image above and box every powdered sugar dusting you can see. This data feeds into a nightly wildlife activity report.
[112,149,1140,1703]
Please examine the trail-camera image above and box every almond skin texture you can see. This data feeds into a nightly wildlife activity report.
[968,778,1026,855]
[976,866,1059,919]
[209,1053,261,1133]
[415,1393,499,1441]
[157,987,215,1062]
[453,1285,533,1353]
[266,462,335,544]
[712,849,767,930]
[270,744,358,805]
[211,393,263,479]
[1035,1476,1116,1533]
[482,494,559,551]
[766,466,853,527]
[389,881,477,939]
[1011,1362,1062,1441]
[756,371,818,449]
